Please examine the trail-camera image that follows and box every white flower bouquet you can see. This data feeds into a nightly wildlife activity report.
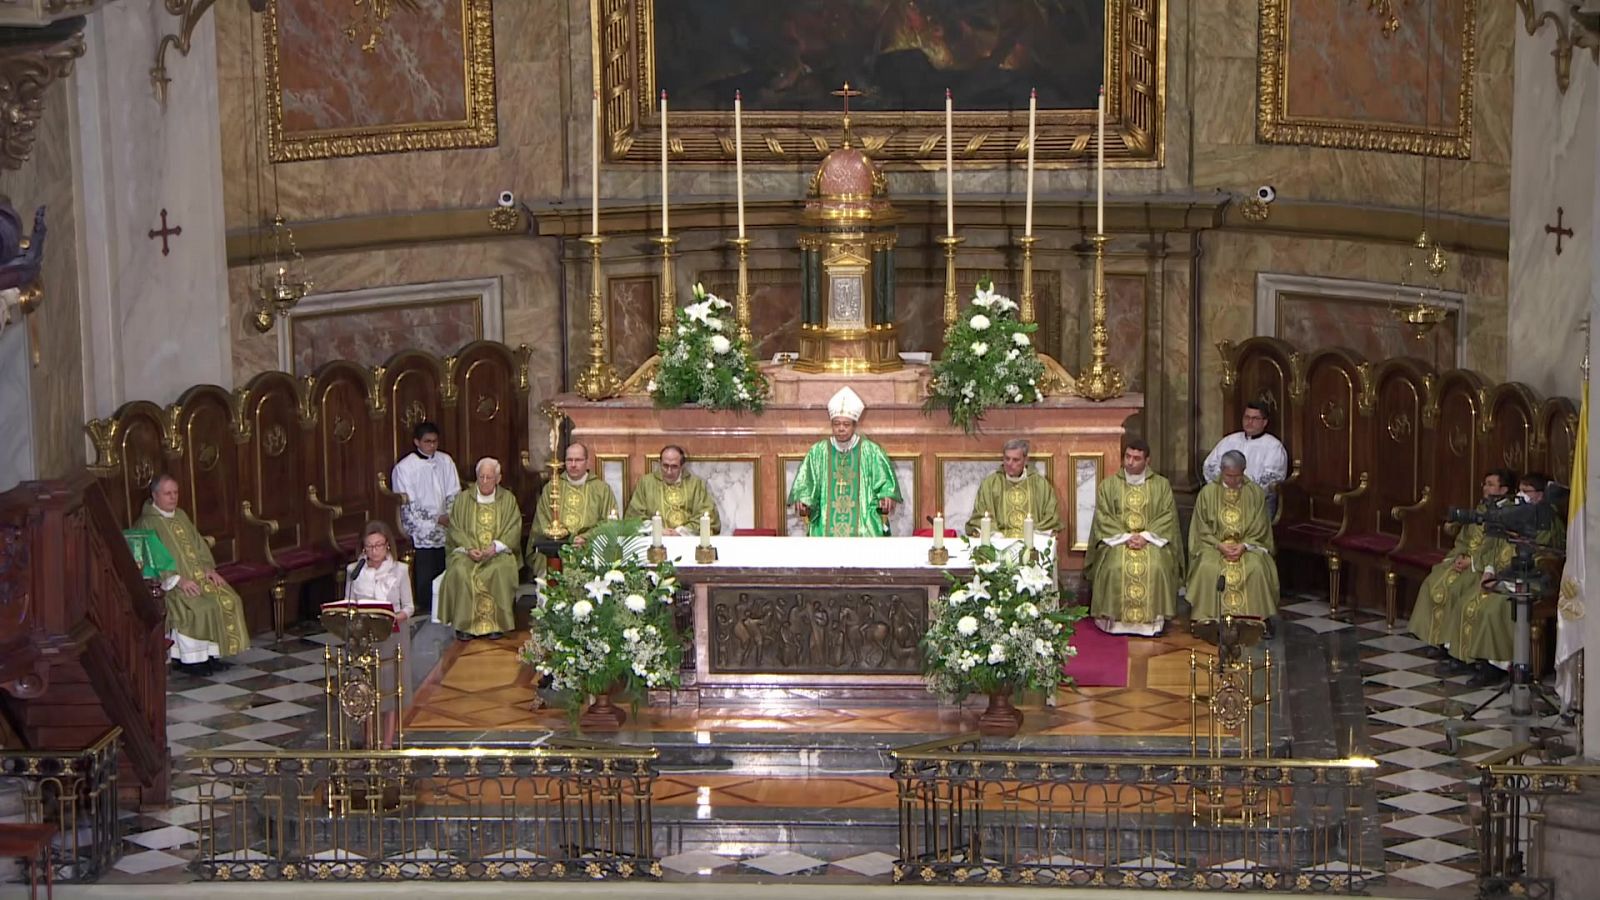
[651,282,770,412]
[925,278,1047,432]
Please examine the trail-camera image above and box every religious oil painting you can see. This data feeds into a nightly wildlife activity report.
[1257,0,1473,157]
[263,0,498,161]
[597,0,1164,165]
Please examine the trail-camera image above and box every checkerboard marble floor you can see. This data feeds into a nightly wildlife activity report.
[78,594,1574,892]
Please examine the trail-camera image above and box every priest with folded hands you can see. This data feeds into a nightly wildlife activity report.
[625,444,720,535]
[1187,450,1280,624]
[789,386,901,537]
[967,438,1061,538]
[1084,439,1183,635]
[437,457,522,642]
[137,474,250,674]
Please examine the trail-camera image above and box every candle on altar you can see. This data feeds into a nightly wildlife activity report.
[945,89,955,238]
[1022,514,1035,551]
[591,87,601,237]
[980,512,993,546]
[734,90,746,239]
[660,89,669,236]
[1024,88,1037,237]
[699,511,712,548]
[1096,85,1106,236]
[932,512,945,550]
[651,512,664,547]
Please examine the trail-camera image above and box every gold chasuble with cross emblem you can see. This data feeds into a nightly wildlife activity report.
[967,469,1061,537]
[1084,470,1183,631]
[788,436,901,537]
[625,471,719,533]
[1409,508,1513,651]
[135,501,248,658]
[439,489,523,636]
[526,476,618,573]
[1186,479,1279,621]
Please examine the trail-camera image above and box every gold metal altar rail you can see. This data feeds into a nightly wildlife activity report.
[184,742,660,882]
[0,728,123,881]
[890,735,1377,891]
[1476,743,1600,900]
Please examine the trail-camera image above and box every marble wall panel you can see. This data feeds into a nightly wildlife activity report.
[1278,291,1458,370]
[783,458,803,536]
[0,327,38,492]
[1104,274,1147,392]
[608,275,660,380]
[290,297,482,376]
[940,460,999,538]
[598,459,627,512]
[1072,456,1101,550]
[699,269,802,361]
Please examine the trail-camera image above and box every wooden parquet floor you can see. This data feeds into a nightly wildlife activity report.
[404,627,1228,738]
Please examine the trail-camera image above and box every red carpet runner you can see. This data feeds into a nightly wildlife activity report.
[1061,619,1131,687]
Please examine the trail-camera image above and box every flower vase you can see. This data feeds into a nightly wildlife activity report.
[578,683,628,732]
[977,686,1024,736]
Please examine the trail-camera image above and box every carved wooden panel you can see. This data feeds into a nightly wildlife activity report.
[379,351,445,479]
[1299,349,1364,522]
[1538,397,1578,486]
[311,361,375,545]
[104,401,169,527]
[1483,383,1539,479]
[173,386,240,564]
[1228,337,1299,463]
[240,373,306,553]
[1433,370,1488,545]
[452,341,521,493]
[1368,359,1433,538]
[707,586,927,675]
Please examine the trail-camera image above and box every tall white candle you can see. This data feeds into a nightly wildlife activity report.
[1096,85,1105,236]
[660,89,669,236]
[734,90,746,239]
[980,512,993,546]
[651,512,664,547]
[945,89,955,238]
[933,512,945,550]
[699,511,712,548]
[591,87,601,237]
[1022,514,1035,550]
[1025,88,1037,237]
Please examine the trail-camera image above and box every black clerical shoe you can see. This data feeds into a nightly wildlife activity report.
[1434,658,1474,677]
[1422,645,1448,660]
[455,630,472,642]
[486,632,505,641]
[210,659,233,672]
[1467,663,1508,687]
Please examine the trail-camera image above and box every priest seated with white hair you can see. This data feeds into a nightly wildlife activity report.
[437,457,523,642]
[788,386,902,537]
[136,474,250,674]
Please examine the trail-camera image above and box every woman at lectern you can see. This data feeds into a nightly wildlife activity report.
[346,520,413,747]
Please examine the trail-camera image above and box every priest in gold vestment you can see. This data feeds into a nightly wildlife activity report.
[1084,440,1183,635]
[438,457,523,641]
[966,439,1061,537]
[528,443,619,568]
[625,445,720,534]
[1409,469,1513,668]
[136,475,249,673]
[789,387,901,537]
[1187,451,1280,623]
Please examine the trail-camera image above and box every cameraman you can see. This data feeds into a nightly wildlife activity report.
[1450,473,1566,686]
[1410,469,1514,677]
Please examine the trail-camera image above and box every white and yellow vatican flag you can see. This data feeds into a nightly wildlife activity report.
[1555,379,1588,712]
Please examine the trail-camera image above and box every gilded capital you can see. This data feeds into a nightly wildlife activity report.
[0,20,85,169]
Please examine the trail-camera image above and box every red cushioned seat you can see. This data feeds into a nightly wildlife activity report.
[912,528,959,538]
[1392,549,1448,570]
[1332,532,1398,554]
[274,546,340,571]
[215,560,278,583]
[1285,521,1338,537]
[337,535,360,554]
[733,528,779,536]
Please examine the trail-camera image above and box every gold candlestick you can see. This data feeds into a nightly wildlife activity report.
[539,401,569,540]
[1075,234,1127,401]
[576,235,622,400]
[1017,235,1038,324]
[652,235,678,344]
[731,236,753,346]
[936,234,965,331]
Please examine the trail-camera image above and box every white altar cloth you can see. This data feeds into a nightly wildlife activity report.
[657,534,1054,570]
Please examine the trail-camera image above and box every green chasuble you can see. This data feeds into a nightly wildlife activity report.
[788,436,901,537]
[438,489,524,635]
[1451,518,1561,663]
[966,469,1061,537]
[1083,471,1183,628]
[625,471,720,533]
[133,501,248,657]
[1186,480,1280,621]
[527,476,618,570]
[1409,508,1512,650]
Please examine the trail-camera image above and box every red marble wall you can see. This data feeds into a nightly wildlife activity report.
[1278,292,1458,370]
[290,299,481,376]
[1104,274,1147,392]
[273,0,471,133]
[1283,0,1465,127]
[608,276,659,378]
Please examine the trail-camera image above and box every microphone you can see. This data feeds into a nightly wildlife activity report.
[345,557,367,601]
[1216,574,1227,594]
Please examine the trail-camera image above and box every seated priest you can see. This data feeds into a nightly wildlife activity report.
[789,386,901,537]
[625,444,720,535]
[1187,450,1281,626]
[438,457,523,642]
[966,439,1061,538]
[1409,468,1514,671]
[1084,439,1183,636]
[528,442,619,568]
[136,474,249,674]
[1449,472,1563,687]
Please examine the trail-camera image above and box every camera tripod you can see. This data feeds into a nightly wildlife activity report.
[1462,580,1562,722]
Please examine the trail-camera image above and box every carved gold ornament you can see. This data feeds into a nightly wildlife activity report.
[1447,426,1470,457]
[474,394,500,421]
[333,417,355,443]
[197,442,220,471]
[400,399,428,431]
[263,425,289,457]
[132,458,157,490]
[1386,412,1413,442]
[1239,195,1270,222]
[1503,444,1524,469]
[1319,401,1347,431]
[1516,0,1600,93]
[0,27,85,170]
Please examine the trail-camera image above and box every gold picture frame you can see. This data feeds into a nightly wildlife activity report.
[1068,452,1106,552]
[1256,0,1474,158]
[263,0,498,162]
[594,0,1165,167]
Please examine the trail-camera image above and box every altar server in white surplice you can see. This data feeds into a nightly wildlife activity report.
[391,420,461,614]
[1201,401,1288,519]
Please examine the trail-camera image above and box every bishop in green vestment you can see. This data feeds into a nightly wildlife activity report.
[438,458,523,640]
[1187,452,1280,622]
[625,445,720,534]
[135,475,249,669]
[967,439,1062,537]
[788,387,901,537]
[1451,473,1561,685]
[1084,441,1183,635]
[528,442,619,568]
[1410,470,1514,657]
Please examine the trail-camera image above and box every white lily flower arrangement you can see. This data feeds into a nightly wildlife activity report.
[926,277,1046,433]
[652,282,770,412]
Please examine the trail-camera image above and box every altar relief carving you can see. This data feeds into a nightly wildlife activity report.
[708,586,926,675]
